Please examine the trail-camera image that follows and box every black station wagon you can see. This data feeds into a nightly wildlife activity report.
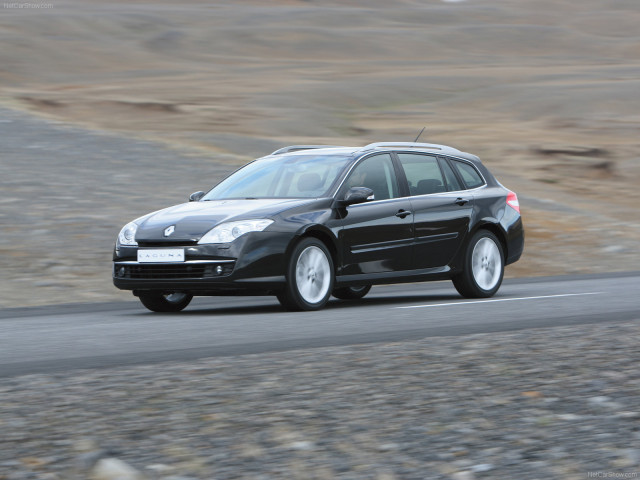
[113,142,524,312]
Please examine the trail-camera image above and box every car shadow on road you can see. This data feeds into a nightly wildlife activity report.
[144,293,464,316]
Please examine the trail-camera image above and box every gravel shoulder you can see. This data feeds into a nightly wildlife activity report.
[0,107,243,308]
[2,320,639,480]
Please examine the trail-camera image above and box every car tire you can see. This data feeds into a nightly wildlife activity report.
[332,285,371,300]
[452,230,504,298]
[138,291,193,312]
[277,237,335,311]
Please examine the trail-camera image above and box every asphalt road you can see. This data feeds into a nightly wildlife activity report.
[1,272,638,378]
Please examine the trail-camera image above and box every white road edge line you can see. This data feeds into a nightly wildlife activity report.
[395,292,605,309]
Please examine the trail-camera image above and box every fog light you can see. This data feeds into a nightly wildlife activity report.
[118,267,126,277]
[216,265,224,275]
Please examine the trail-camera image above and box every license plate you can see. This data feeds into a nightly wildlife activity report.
[137,249,185,263]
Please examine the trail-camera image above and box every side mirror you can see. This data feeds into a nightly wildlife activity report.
[189,191,205,202]
[342,187,374,206]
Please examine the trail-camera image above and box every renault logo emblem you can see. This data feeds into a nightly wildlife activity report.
[164,225,176,237]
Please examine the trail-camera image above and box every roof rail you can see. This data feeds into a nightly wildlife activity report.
[270,145,342,155]
[359,142,462,154]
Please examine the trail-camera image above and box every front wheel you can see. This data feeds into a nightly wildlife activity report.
[138,291,193,312]
[277,238,334,311]
[452,230,504,298]
[332,285,371,300]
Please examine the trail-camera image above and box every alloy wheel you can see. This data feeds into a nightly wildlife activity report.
[295,246,331,304]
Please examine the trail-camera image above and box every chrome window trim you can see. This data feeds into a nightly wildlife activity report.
[347,196,412,209]
[408,183,487,200]
[346,184,487,209]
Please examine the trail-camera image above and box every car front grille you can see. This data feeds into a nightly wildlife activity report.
[114,261,235,280]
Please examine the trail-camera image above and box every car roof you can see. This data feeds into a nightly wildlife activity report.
[269,143,481,163]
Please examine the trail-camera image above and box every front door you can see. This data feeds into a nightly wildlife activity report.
[338,154,413,275]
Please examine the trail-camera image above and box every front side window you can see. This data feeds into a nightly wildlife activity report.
[343,154,399,201]
[202,154,352,200]
[397,153,446,195]
[453,160,485,189]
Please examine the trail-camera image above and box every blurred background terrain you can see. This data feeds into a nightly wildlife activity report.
[1,0,639,307]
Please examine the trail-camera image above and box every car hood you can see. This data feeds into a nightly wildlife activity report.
[135,198,317,242]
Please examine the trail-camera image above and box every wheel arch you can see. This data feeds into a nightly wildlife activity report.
[285,224,340,271]
[469,220,508,259]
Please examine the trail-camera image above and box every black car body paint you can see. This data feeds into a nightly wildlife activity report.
[113,143,524,310]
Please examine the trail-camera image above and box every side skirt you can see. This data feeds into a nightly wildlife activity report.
[335,266,453,288]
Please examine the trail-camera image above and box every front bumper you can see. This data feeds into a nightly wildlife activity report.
[112,231,291,294]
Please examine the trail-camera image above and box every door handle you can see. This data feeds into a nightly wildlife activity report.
[454,198,469,206]
[395,209,412,219]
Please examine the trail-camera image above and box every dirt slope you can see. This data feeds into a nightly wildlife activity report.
[1,0,639,306]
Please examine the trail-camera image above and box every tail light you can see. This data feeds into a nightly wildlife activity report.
[506,191,520,214]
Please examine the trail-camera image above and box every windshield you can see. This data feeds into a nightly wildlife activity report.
[202,154,353,200]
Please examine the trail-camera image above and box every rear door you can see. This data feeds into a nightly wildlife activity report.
[338,153,414,275]
[395,152,473,269]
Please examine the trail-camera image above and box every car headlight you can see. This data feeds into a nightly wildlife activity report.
[198,219,273,244]
[117,221,139,246]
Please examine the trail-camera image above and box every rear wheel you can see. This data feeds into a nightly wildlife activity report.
[277,238,334,311]
[138,291,193,312]
[453,230,504,298]
[332,285,371,300]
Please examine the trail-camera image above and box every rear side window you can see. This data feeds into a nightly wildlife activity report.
[397,153,446,195]
[438,158,463,191]
[452,160,485,189]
